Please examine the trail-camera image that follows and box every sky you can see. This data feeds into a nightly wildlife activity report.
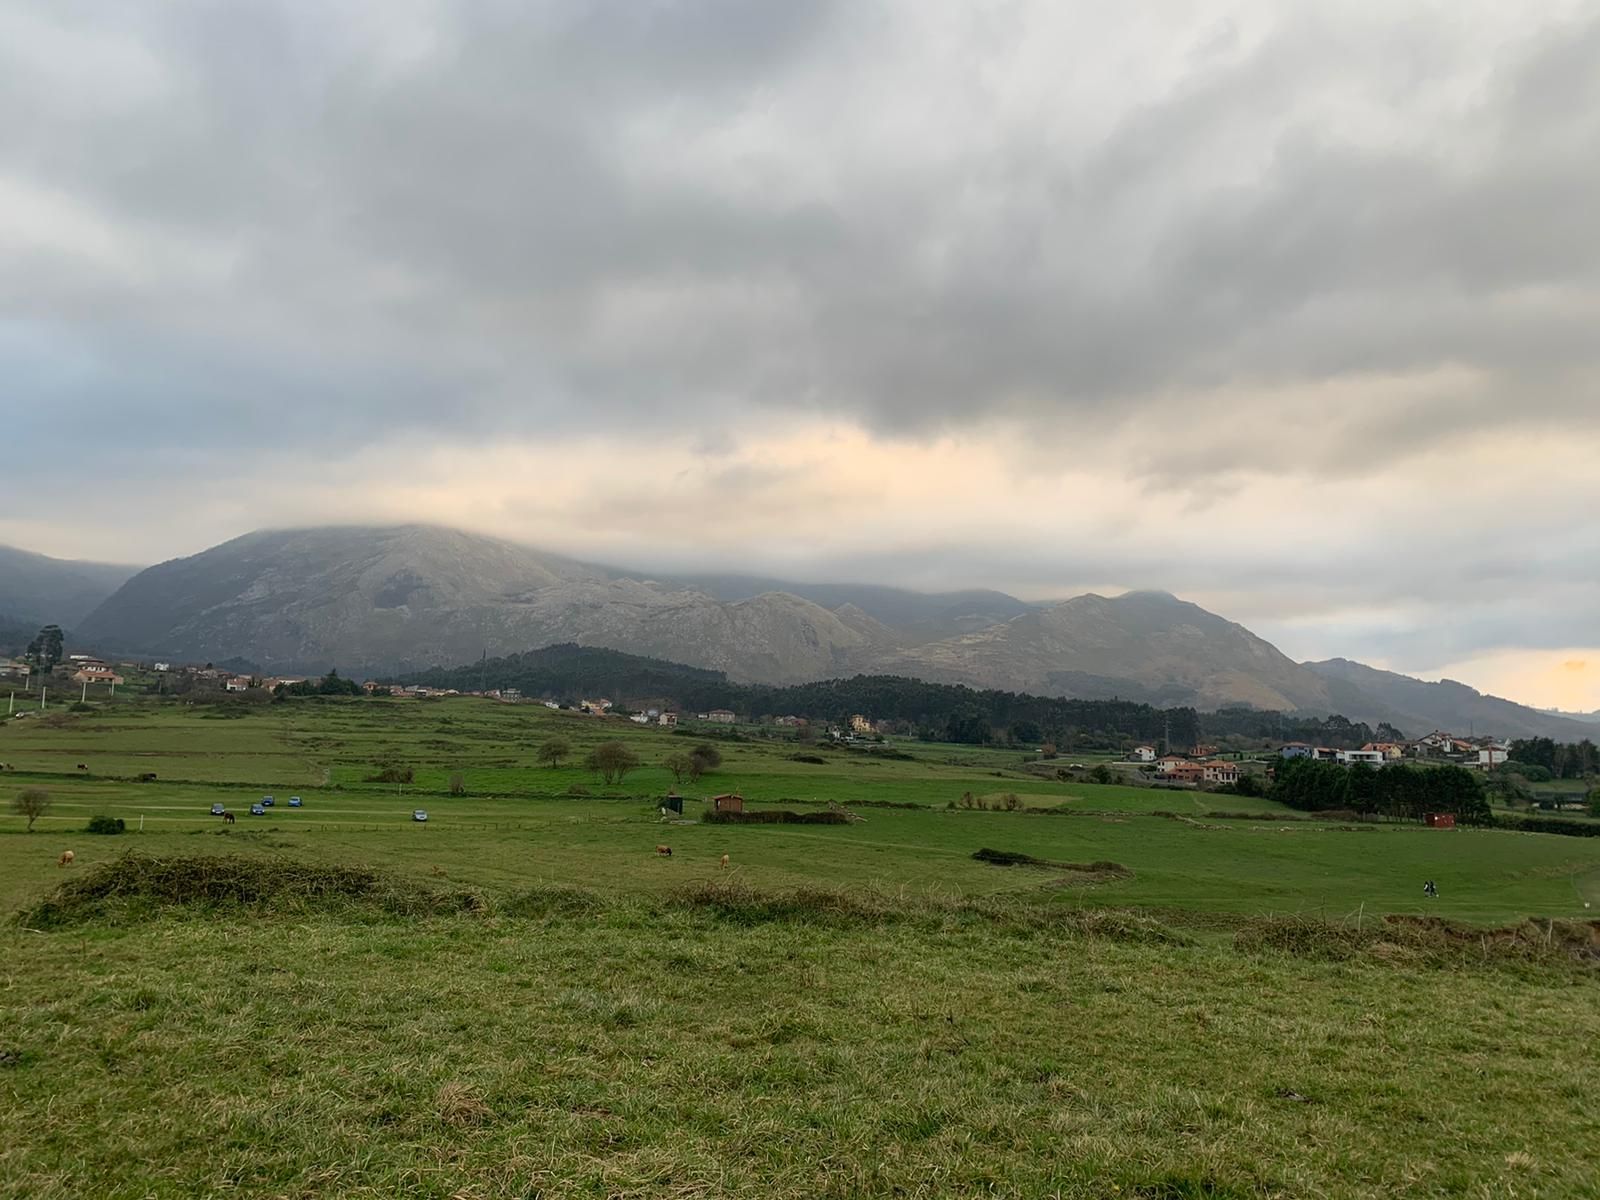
[2,1,1597,710]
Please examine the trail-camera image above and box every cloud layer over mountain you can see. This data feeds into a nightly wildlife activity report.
[3,1,1597,708]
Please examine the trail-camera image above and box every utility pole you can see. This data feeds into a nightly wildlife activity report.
[40,686,47,711]
[7,691,12,715]
[81,679,89,704]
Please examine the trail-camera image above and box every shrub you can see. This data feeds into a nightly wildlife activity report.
[85,815,126,835]
[364,765,414,784]
[788,754,828,765]
[448,771,465,795]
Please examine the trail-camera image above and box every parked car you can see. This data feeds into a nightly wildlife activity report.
[210,803,227,816]
[250,804,266,816]
[261,796,275,806]
[288,796,302,807]
[411,809,429,823]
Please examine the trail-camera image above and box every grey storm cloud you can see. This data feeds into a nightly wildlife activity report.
[3,1,1599,695]
[4,0,1598,458]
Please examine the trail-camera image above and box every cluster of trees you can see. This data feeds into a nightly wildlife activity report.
[275,670,368,697]
[1507,737,1598,780]
[24,624,64,672]
[1272,757,1491,824]
[531,736,723,788]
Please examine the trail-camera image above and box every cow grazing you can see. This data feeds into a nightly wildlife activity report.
[58,850,75,867]
[655,844,673,857]
[76,763,89,771]
[720,854,730,869]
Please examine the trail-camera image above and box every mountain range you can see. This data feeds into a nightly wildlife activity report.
[4,523,1587,740]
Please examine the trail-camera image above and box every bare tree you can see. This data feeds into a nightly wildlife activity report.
[665,752,694,784]
[12,788,50,832]
[536,737,572,768]
[584,741,641,785]
[689,744,722,780]
[448,771,466,795]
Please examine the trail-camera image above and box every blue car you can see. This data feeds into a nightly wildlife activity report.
[210,803,227,816]
[250,804,266,816]
[288,797,302,807]
[261,796,275,807]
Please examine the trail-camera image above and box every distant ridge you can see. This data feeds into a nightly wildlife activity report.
[63,522,1593,740]
[0,544,140,628]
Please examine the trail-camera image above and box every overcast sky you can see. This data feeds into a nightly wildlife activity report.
[3,1,1598,709]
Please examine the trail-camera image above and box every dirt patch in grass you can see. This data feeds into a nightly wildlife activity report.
[973,847,1134,885]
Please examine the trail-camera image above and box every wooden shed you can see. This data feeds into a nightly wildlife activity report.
[710,793,745,814]
[1423,812,1457,829]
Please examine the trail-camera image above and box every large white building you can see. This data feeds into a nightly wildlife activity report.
[1336,749,1386,767]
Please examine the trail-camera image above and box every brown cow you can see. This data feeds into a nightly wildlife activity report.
[58,850,75,867]
[655,845,672,856]
[719,854,730,869]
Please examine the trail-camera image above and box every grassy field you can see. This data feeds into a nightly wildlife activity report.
[3,696,1598,1198]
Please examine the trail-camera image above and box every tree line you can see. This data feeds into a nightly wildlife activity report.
[1507,737,1599,780]
[1272,756,1492,824]
[401,645,1204,748]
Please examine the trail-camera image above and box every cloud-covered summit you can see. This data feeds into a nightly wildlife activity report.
[3,1,1597,708]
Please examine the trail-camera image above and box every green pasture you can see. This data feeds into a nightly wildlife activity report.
[3,698,1598,925]
[4,694,1600,1199]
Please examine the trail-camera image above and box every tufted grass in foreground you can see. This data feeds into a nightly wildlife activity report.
[3,868,1598,1198]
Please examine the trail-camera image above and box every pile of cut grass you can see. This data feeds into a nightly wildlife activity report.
[1234,911,1600,971]
[15,852,481,927]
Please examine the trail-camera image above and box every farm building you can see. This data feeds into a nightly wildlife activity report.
[710,793,744,814]
[706,709,737,724]
[1201,762,1241,785]
[1278,743,1312,759]
[1129,745,1156,763]
[1423,813,1457,829]
[658,713,678,727]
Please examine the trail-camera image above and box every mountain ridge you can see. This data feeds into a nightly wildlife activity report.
[0,544,142,629]
[67,523,1588,739]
